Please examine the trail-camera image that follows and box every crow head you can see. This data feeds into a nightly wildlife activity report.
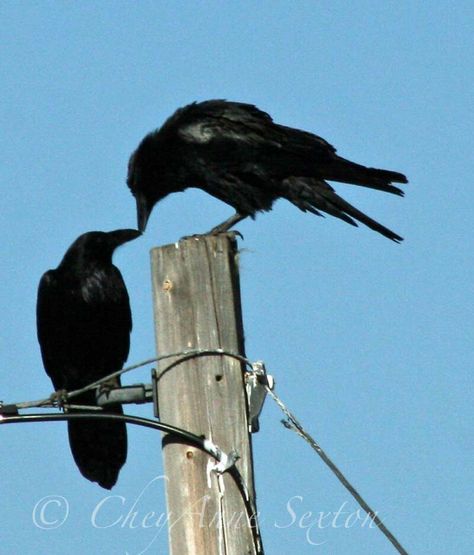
[60,229,142,269]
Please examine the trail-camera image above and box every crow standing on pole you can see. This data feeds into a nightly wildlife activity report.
[36,229,141,489]
[127,99,408,241]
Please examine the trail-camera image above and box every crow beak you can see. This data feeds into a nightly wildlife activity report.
[136,193,151,232]
[110,229,142,247]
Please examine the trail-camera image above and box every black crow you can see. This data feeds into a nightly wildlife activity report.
[127,100,408,241]
[36,229,141,489]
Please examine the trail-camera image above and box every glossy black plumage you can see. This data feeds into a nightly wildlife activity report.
[127,99,408,241]
[36,229,141,489]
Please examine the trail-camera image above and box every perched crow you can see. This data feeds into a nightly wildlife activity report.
[127,100,408,241]
[36,229,141,489]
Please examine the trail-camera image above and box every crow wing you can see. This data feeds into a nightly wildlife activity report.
[165,100,405,195]
[168,100,333,154]
[36,267,132,391]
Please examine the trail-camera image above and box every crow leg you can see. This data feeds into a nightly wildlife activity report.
[208,212,247,234]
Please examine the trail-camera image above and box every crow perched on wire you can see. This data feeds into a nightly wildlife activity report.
[127,100,408,241]
[36,229,141,489]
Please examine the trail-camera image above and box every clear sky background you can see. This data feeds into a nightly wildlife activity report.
[1,2,472,554]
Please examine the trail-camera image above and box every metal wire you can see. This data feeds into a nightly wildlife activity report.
[2,351,407,554]
[8,349,255,411]
[0,411,206,446]
[266,386,409,555]
[0,410,264,554]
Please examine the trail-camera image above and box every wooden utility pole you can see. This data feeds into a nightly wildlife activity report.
[150,233,261,555]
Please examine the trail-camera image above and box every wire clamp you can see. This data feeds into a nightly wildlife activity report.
[49,389,69,411]
[203,439,240,474]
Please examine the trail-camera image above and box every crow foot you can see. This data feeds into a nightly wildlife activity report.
[180,229,244,241]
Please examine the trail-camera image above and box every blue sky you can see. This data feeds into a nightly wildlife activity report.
[1,2,472,553]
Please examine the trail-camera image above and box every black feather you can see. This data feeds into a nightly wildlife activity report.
[128,100,408,241]
[36,229,141,489]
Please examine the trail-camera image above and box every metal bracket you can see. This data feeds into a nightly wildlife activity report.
[245,361,274,433]
[152,368,160,419]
